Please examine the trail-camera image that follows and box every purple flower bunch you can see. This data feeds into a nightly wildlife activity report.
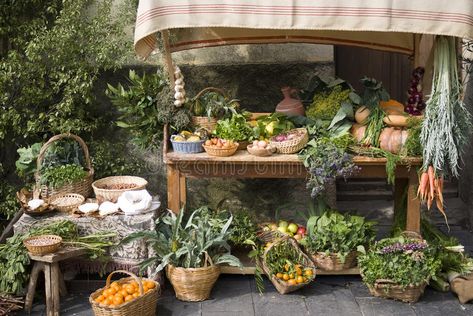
[380,242,427,254]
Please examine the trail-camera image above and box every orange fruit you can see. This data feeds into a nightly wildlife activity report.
[284,264,290,272]
[124,295,134,302]
[95,295,105,302]
[288,279,297,285]
[304,269,313,277]
[113,294,124,305]
[289,273,295,279]
[124,284,135,295]
[282,274,289,281]
[296,276,304,284]
[119,289,128,297]
[104,297,113,306]
[295,267,303,276]
[276,273,283,279]
[146,280,156,289]
[106,287,117,296]
[132,292,140,298]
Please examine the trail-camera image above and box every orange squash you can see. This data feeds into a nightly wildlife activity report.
[355,106,370,125]
[379,99,405,115]
[379,127,409,154]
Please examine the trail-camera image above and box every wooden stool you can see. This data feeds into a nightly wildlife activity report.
[24,247,86,316]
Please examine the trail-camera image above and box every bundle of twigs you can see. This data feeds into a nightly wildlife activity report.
[0,295,23,315]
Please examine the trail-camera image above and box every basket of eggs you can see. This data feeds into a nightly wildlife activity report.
[89,270,160,316]
[203,138,239,157]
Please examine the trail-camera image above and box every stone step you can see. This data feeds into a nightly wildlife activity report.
[337,190,393,201]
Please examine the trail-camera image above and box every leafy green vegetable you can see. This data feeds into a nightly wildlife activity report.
[15,143,42,179]
[306,85,352,122]
[40,164,87,189]
[189,90,239,119]
[228,210,258,246]
[301,211,375,262]
[122,207,242,272]
[253,113,294,139]
[403,117,423,157]
[214,113,255,141]
[358,236,441,289]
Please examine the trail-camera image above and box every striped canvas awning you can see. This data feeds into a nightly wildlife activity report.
[134,1,473,59]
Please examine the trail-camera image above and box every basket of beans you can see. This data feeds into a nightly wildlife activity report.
[23,235,62,256]
[92,176,148,203]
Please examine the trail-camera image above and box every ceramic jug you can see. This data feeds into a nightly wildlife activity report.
[275,87,305,116]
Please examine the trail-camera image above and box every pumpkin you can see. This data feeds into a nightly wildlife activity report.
[380,99,405,115]
[351,123,369,145]
[379,127,409,154]
[355,106,370,125]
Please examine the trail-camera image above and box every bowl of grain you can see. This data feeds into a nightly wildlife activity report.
[23,235,62,256]
[92,176,148,203]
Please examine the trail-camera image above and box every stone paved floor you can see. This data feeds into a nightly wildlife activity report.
[17,198,473,316]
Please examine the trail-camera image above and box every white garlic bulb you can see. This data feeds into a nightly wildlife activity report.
[174,100,183,106]
[173,64,186,107]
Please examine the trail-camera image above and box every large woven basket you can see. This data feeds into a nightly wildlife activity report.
[367,279,427,303]
[261,237,316,294]
[89,270,160,316]
[191,87,227,132]
[92,176,148,203]
[166,254,220,301]
[203,143,239,157]
[35,133,94,199]
[23,235,62,256]
[270,128,308,154]
[311,250,357,271]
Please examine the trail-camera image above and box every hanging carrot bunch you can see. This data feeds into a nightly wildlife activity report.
[419,36,472,224]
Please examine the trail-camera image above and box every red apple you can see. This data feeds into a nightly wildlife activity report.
[297,226,306,236]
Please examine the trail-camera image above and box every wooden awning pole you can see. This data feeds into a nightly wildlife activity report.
[161,30,175,89]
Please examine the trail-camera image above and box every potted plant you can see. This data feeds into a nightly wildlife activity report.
[300,211,375,271]
[122,207,241,302]
[188,87,240,131]
[358,234,441,303]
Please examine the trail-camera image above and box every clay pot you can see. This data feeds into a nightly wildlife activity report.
[275,87,305,116]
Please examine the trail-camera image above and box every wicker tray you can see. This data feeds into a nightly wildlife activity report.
[23,235,62,256]
[203,143,239,157]
[50,193,85,213]
[270,128,308,154]
[90,270,160,316]
[166,254,221,302]
[367,279,427,303]
[92,176,148,203]
[260,237,316,294]
[311,250,358,271]
[35,133,94,199]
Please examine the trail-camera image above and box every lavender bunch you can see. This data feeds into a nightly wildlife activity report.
[380,241,427,255]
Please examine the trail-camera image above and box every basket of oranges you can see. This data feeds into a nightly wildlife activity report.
[89,270,160,316]
[260,236,316,294]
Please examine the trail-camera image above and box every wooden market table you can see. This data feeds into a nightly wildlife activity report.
[164,149,422,274]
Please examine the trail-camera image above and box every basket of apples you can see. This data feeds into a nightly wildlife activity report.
[257,220,306,243]
[203,138,239,157]
[247,140,277,157]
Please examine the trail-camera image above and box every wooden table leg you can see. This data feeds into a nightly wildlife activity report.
[44,263,60,316]
[167,164,181,213]
[179,174,186,209]
[405,173,421,233]
[58,268,67,296]
[25,262,43,313]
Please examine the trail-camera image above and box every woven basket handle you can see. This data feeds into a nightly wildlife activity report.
[203,251,214,267]
[35,133,92,183]
[106,270,145,296]
[374,279,397,286]
[193,87,227,100]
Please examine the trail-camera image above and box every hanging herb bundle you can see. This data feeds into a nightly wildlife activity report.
[419,36,472,220]
[360,78,390,147]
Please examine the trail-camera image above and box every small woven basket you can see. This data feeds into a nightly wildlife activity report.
[260,237,316,294]
[90,270,160,316]
[270,128,308,154]
[191,87,227,132]
[311,250,357,271]
[92,176,148,203]
[247,144,276,157]
[23,235,62,256]
[166,254,220,302]
[203,143,239,157]
[256,222,302,243]
[170,135,205,153]
[50,193,85,213]
[35,133,94,199]
[367,279,427,303]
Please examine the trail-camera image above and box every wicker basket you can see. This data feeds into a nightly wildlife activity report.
[50,193,85,213]
[90,270,160,316]
[270,128,309,154]
[35,133,94,199]
[203,143,239,157]
[311,250,357,271]
[92,176,148,203]
[247,144,276,157]
[256,222,302,243]
[166,254,220,301]
[23,235,62,256]
[191,87,227,132]
[367,279,427,303]
[170,135,205,153]
[260,237,316,294]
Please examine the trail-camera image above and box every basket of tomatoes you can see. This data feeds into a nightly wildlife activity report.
[89,270,160,316]
[260,236,316,294]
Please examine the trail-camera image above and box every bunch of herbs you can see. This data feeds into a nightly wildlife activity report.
[358,236,441,289]
[301,211,376,262]
[214,113,255,141]
[40,164,87,189]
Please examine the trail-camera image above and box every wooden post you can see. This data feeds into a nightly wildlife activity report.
[167,164,181,213]
[161,30,175,88]
[405,172,421,233]
[25,262,43,313]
